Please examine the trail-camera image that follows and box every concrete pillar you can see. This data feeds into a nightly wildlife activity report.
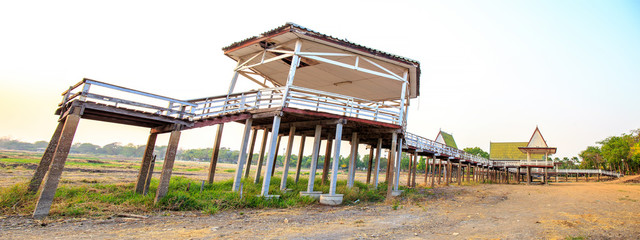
[304,125,322,193]
[270,135,282,175]
[385,150,392,183]
[28,119,66,193]
[544,167,548,184]
[254,129,269,184]
[430,157,436,188]
[142,155,156,195]
[445,160,450,186]
[154,127,182,203]
[135,132,158,194]
[207,124,224,184]
[347,132,359,188]
[320,122,345,205]
[366,146,374,184]
[232,119,253,192]
[386,132,398,199]
[527,167,532,184]
[466,163,471,182]
[294,135,306,183]
[329,122,344,195]
[260,116,281,197]
[374,138,382,188]
[321,135,332,185]
[244,128,258,179]
[32,110,81,218]
[280,126,296,190]
[393,138,403,191]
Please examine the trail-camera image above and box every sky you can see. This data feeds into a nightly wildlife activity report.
[0,0,639,159]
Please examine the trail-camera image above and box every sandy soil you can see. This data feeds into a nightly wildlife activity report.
[2,180,639,239]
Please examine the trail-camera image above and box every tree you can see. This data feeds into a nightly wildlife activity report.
[579,146,602,169]
[463,147,489,159]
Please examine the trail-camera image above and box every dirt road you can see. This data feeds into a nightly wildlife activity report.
[2,181,639,239]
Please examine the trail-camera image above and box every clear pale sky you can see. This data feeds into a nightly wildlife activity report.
[1,0,639,159]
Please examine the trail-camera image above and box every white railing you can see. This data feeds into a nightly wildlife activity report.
[189,87,284,119]
[60,78,197,119]
[519,161,554,167]
[404,132,491,165]
[189,85,403,126]
[554,169,622,177]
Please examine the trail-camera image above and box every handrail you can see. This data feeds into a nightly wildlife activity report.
[59,78,196,119]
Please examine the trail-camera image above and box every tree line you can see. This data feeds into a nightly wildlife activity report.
[578,129,639,175]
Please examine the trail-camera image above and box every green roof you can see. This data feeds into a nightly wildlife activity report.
[490,142,545,160]
[439,131,457,149]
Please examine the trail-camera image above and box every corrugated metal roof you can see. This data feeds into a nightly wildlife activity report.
[490,142,545,160]
[222,22,421,67]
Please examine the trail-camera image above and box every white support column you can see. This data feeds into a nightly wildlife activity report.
[260,116,281,197]
[394,138,403,191]
[280,126,296,190]
[398,70,409,127]
[232,118,253,192]
[329,123,344,195]
[320,121,345,206]
[374,138,382,188]
[347,132,359,188]
[305,125,322,193]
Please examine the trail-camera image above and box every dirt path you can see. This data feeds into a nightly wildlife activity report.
[2,182,639,239]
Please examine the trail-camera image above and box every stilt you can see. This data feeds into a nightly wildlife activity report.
[385,150,392,183]
[407,153,414,187]
[244,128,258,179]
[320,121,345,205]
[438,158,442,185]
[280,126,296,190]
[294,135,306,183]
[430,157,436,188]
[544,167,548,184]
[28,119,66,193]
[321,135,332,185]
[457,162,462,186]
[260,116,281,197]
[270,135,282,175]
[254,129,269,184]
[154,126,182,203]
[393,138,403,192]
[142,155,156,195]
[445,160,450,186]
[301,125,322,198]
[386,132,398,198]
[374,138,382,188]
[411,155,417,187]
[135,132,158,194]
[207,124,224,184]
[366,145,374,184]
[516,167,521,184]
[33,109,81,218]
[232,119,253,192]
[347,132,359,188]
[527,167,532,184]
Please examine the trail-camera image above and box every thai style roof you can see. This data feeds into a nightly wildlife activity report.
[435,130,457,148]
[490,142,545,160]
[518,126,557,154]
[221,22,421,102]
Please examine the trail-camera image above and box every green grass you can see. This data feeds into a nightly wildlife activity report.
[1,175,421,219]
[0,158,121,168]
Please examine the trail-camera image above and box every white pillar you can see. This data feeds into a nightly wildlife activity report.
[374,138,382,188]
[232,118,253,192]
[347,132,358,188]
[260,116,281,196]
[306,125,322,192]
[329,122,344,195]
[394,138,403,191]
[280,126,296,190]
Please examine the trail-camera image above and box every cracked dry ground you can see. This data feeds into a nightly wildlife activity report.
[2,182,639,239]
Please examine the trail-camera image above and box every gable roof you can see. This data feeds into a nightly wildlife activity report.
[435,130,457,149]
[527,126,548,147]
[221,22,421,101]
[490,142,545,160]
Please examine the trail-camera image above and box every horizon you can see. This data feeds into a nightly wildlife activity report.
[1,1,639,159]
